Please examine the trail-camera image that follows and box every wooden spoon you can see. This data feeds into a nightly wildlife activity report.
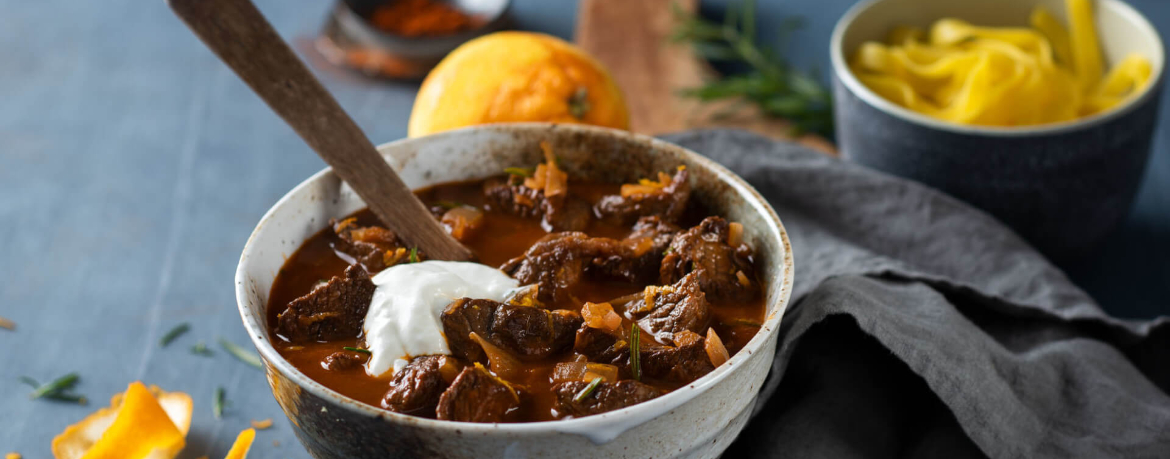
[169,0,473,261]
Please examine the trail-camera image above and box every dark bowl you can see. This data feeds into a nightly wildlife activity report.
[830,0,1166,261]
[317,0,511,79]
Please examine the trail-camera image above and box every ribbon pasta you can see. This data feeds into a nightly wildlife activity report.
[850,0,1152,127]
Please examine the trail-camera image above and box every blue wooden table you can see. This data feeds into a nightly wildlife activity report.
[2,0,1166,456]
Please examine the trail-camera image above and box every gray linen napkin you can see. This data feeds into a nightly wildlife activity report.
[659,130,1170,459]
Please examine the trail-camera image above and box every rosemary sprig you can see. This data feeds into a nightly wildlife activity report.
[671,0,834,138]
[159,323,190,347]
[190,341,214,356]
[219,338,263,370]
[22,373,87,404]
[504,167,535,177]
[343,346,371,355]
[574,377,604,402]
[629,323,642,381]
[213,387,226,419]
[408,247,419,264]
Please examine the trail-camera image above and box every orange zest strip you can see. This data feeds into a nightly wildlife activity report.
[223,428,257,459]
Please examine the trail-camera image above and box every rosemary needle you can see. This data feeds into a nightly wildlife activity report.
[343,346,371,355]
[408,247,420,264]
[574,377,603,402]
[503,166,535,177]
[630,323,642,382]
[190,341,214,356]
[28,373,79,400]
[159,323,190,347]
[213,387,226,419]
[22,373,87,404]
[219,338,263,370]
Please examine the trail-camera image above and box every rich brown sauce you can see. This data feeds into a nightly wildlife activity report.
[266,179,765,422]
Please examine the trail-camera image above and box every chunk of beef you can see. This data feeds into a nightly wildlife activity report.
[382,355,459,416]
[501,227,676,304]
[573,325,630,368]
[629,216,680,252]
[276,264,375,343]
[331,218,404,272]
[435,364,520,422]
[626,271,710,342]
[641,330,715,382]
[589,217,680,285]
[500,232,591,305]
[660,216,758,303]
[595,169,690,225]
[553,380,662,417]
[574,327,714,383]
[442,298,582,363]
[321,350,368,372]
[483,179,591,232]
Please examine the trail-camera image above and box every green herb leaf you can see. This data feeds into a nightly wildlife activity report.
[19,376,40,389]
[159,322,190,347]
[409,247,419,264]
[663,246,674,256]
[213,387,226,419]
[343,346,372,355]
[436,200,464,210]
[190,341,214,356]
[28,373,80,400]
[219,338,263,370]
[504,167,535,178]
[573,377,604,402]
[672,0,834,138]
[43,392,88,405]
[630,324,642,382]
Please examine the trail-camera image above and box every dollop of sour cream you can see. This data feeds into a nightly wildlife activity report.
[363,260,519,378]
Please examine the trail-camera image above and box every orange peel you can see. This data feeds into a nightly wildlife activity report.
[51,382,192,459]
[224,428,256,459]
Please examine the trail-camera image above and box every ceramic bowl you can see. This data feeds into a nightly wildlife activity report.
[234,123,794,458]
[831,0,1165,261]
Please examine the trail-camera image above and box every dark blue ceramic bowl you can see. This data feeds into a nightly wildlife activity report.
[830,0,1165,261]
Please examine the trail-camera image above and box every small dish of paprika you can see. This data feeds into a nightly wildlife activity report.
[316,0,510,79]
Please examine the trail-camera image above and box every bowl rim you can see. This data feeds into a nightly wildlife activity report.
[830,0,1166,137]
[233,122,795,436]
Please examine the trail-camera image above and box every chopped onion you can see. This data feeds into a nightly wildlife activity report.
[524,163,548,190]
[736,270,751,287]
[705,328,730,367]
[728,222,744,247]
[441,206,484,241]
[436,356,463,384]
[469,332,522,380]
[582,302,623,332]
[551,361,587,383]
[553,361,619,383]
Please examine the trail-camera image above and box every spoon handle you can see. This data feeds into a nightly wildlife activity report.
[169,0,472,261]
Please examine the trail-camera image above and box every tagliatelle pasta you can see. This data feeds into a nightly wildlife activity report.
[850,0,1152,127]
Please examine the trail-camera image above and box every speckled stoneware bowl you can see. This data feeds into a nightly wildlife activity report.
[234,123,794,458]
[831,0,1165,261]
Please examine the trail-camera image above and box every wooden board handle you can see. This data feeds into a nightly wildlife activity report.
[169,0,472,261]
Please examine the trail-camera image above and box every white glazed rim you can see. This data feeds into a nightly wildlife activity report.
[829,0,1166,137]
[233,123,795,437]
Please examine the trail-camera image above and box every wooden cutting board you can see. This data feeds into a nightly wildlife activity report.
[574,0,836,155]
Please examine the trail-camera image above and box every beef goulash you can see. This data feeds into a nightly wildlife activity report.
[267,146,766,423]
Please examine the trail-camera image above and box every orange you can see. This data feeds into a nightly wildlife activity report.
[408,31,630,137]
